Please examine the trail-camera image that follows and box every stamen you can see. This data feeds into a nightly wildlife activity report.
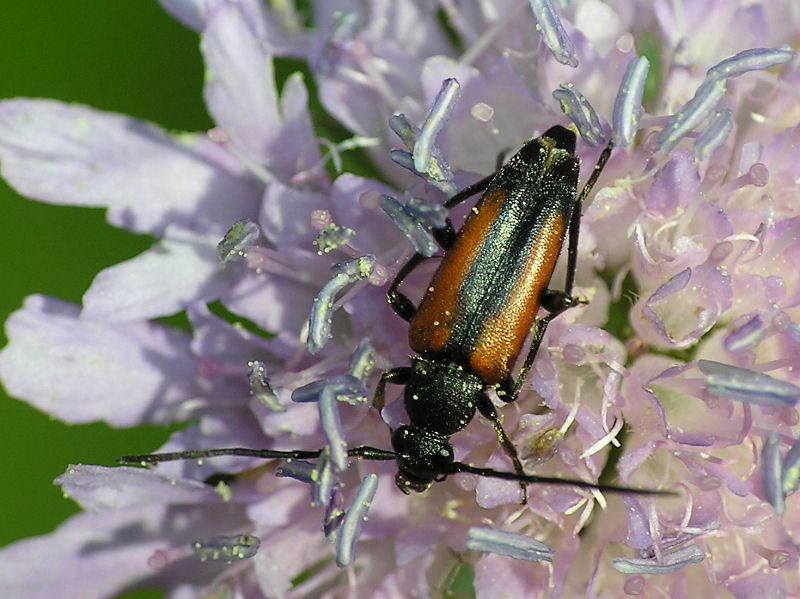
[217,219,262,265]
[348,338,377,383]
[579,417,623,459]
[319,386,348,472]
[612,544,705,574]
[723,314,766,352]
[706,45,795,81]
[414,78,461,173]
[467,527,554,562]
[761,432,784,515]
[781,439,800,495]
[390,149,415,169]
[528,0,579,67]
[307,255,376,353]
[388,113,417,150]
[313,12,360,75]
[323,486,345,538]
[313,223,355,255]
[389,114,456,195]
[247,360,284,412]
[335,474,379,567]
[380,194,448,257]
[774,312,800,346]
[407,196,448,229]
[351,42,401,107]
[459,3,525,66]
[658,78,727,154]
[658,45,795,154]
[698,359,800,408]
[552,84,609,147]
[638,532,700,559]
[694,109,733,160]
[312,449,337,507]
[313,135,381,177]
[292,375,368,406]
[612,55,650,147]
[275,459,315,483]
[192,534,261,562]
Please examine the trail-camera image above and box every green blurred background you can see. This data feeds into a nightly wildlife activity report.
[0,4,211,597]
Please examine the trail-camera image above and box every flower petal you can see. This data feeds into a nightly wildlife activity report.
[82,226,230,321]
[0,510,166,599]
[56,464,218,512]
[0,295,198,426]
[202,0,280,165]
[0,99,259,236]
[0,495,249,599]
[159,0,205,31]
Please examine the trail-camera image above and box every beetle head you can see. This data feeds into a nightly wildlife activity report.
[391,425,454,493]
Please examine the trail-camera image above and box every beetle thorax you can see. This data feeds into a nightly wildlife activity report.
[403,355,484,436]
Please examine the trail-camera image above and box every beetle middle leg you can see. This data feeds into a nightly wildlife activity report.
[476,391,528,503]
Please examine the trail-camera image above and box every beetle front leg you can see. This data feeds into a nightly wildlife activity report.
[387,254,427,322]
[373,366,411,412]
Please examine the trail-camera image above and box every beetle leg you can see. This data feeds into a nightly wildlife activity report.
[432,219,457,248]
[386,220,458,322]
[540,289,578,313]
[387,254,427,322]
[476,392,528,504]
[443,172,495,210]
[373,366,411,412]
[563,142,613,296]
[386,223,459,322]
[510,310,563,402]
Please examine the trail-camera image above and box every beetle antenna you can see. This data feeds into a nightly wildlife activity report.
[117,445,396,465]
[117,448,672,496]
[446,461,675,497]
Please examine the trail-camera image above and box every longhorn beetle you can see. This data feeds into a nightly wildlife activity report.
[120,125,667,501]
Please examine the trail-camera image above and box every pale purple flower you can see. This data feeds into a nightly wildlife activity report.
[1,1,800,598]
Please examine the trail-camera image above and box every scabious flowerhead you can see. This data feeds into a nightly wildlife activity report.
[0,1,798,598]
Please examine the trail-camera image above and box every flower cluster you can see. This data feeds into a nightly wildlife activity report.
[1,1,799,598]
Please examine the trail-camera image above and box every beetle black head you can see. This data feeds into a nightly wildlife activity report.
[514,125,577,169]
[391,425,455,493]
[541,125,576,153]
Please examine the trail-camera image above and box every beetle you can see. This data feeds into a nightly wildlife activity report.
[375,124,611,500]
[120,125,664,500]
